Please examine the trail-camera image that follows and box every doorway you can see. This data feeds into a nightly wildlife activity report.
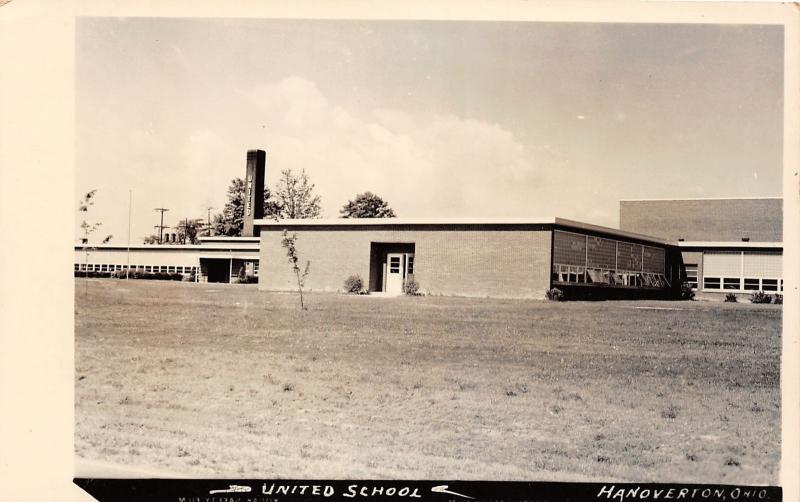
[369,243,415,294]
[385,253,405,294]
[202,258,231,283]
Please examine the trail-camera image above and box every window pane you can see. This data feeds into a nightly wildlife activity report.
[704,277,721,290]
[743,279,760,290]
[762,279,778,291]
[684,264,698,289]
[723,278,741,290]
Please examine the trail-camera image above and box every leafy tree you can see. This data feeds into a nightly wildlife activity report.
[143,234,160,245]
[340,192,396,218]
[78,190,113,294]
[214,178,246,236]
[213,178,282,236]
[281,230,310,310]
[175,218,205,244]
[272,169,322,220]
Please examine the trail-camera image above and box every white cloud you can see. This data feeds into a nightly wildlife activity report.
[242,76,550,218]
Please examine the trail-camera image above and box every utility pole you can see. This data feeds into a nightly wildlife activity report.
[154,207,169,244]
[177,218,190,244]
[206,206,214,236]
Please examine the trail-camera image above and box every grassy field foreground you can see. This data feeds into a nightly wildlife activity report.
[74,280,780,483]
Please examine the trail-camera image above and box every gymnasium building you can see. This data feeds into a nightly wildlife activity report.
[74,149,784,299]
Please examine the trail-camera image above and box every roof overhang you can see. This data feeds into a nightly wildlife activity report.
[553,218,675,246]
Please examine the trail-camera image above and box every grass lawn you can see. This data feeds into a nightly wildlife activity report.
[74,279,780,483]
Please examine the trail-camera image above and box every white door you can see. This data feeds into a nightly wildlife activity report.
[385,253,404,294]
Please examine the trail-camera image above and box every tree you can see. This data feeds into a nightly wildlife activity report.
[281,230,310,310]
[78,190,113,295]
[175,218,205,244]
[339,192,396,218]
[272,169,322,220]
[213,178,282,236]
[143,234,159,245]
[214,178,246,236]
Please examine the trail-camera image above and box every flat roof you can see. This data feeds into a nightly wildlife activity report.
[256,216,557,226]
[74,240,259,251]
[677,241,783,249]
[620,196,782,202]
[255,217,675,246]
[198,236,260,242]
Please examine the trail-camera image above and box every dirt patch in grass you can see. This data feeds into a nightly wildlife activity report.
[75,280,780,483]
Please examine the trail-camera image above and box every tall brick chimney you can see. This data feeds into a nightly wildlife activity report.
[242,149,266,237]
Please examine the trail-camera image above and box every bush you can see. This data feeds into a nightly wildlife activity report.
[74,270,113,278]
[404,278,421,296]
[343,274,364,294]
[749,291,772,304]
[774,294,783,305]
[680,282,695,301]
[545,287,565,301]
[724,293,738,303]
[96,269,185,281]
[232,274,258,284]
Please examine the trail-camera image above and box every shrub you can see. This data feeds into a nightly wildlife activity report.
[774,294,783,305]
[233,267,257,284]
[74,270,113,278]
[724,293,738,303]
[404,278,421,296]
[545,288,565,301]
[680,282,695,301]
[749,291,772,304]
[343,274,364,294]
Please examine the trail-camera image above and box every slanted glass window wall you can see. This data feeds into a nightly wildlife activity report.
[552,230,669,289]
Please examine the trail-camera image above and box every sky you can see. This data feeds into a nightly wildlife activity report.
[75,18,784,243]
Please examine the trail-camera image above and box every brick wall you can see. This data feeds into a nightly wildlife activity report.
[259,225,552,299]
[619,199,782,242]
